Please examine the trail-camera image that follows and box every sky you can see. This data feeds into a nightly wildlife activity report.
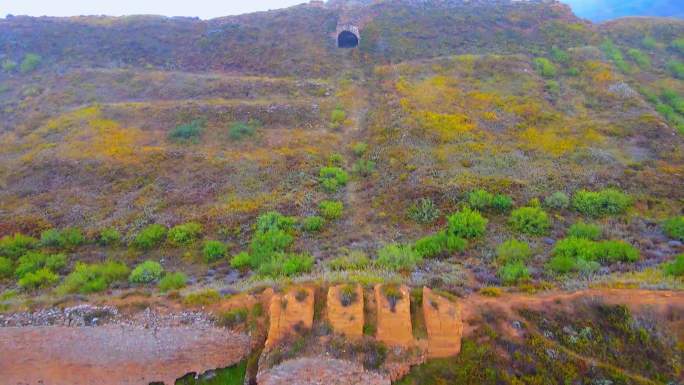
[1,0,307,19]
[1,0,683,21]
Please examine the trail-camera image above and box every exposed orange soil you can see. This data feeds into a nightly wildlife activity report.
[265,287,315,348]
[461,289,684,340]
[327,284,364,338]
[422,287,463,358]
[0,326,250,385]
[374,284,413,347]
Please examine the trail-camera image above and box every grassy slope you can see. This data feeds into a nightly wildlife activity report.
[0,1,682,308]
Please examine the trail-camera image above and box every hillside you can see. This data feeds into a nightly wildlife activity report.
[0,1,683,384]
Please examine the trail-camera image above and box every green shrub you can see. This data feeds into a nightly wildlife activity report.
[663,216,684,241]
[552,237,599,261]
[129,260,164,284]
[326,250,370,271]
[375,244,422,271]
[544,191,570,210]
[302,216,325,232]
[601,39,630,73]
[230,251,252,270]
[133,224,167,250]
[217,308,249,328]
[447,207,488,239]
[328,153,344,166]
[498,261,530,285]
[168,222,202,246]
[319,200,344,220]
[2,59,17,72]
[45,253,67,272]
[256,211,296,234]
[549,237,638,273]
[15,252,66,278]
[568,222,602,240]
[98,227,121,246]
[18,268,58,290]
[642,36,658,49]
[169,119,204,142]
[551,46,570,63]
[414,232,466,258]
[595,240,639,263]
[19,53,41,73]
[492,194,513,212]
[40,228,85,249]
[256,252,314,277]
[548,254,580,275]
[407,198,441,224]
[627,48,651,69]
[352,159,376,177]
[250,229,293,263]
[330,107,346,127]
[509,207,550,236]
[203,240,228,262]
[663,254,684,277]
[496,239,531,265]
[668,60,684,79]
[319,167,349,192]
[158,272,188,292]
[0,233,37,259]
[572,189,631,217]
[533,57,557,78]
[0,257,13,279]
[184,289,220,306]
[352,142,368,156]
[467,189,493,210]
[228,121,257,140]
[59,261,129,294]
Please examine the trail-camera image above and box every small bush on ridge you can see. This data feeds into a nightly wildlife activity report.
[544,191,570,210]
[302,216,325,232]
[320,200,344,220]
[319,167,349,193]
[0,257,14,279]
[568,222,602,240]
[375,244,422,272]
[18,268,58,290]
[158,272,188,292]
[0,233,37,259]
[496,239,532,265]
[168,222,202,246]
[59,261,129,294]
[129,260,164,284]
[509,207,550,236]
[407,198,441,224]
[663,216,684,241]
[98,228,121,246]
[447,207,488,239]
[663,254,684,277]
[203,240,228,262]
[572,189,631,217]
[498,261,530,285]
[133,224,167,250]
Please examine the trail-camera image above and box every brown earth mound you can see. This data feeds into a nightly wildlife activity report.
[422,287,463,358]
[265,287,315,348]
[327,284,364,338]
[374,284,413,347]
[256,357,390,385]
[0,325,250,385]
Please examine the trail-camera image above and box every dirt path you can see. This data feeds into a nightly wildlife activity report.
[0,325,251,385]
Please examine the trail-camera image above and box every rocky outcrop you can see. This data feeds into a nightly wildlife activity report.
[257,357,390,385]
[422,287,463,358]
[374,284,413,348]
[0,325,250,385]
[327,284,364,338]
[265,287,315,348]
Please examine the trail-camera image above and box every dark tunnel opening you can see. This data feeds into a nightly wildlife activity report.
[337,31,359,48]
